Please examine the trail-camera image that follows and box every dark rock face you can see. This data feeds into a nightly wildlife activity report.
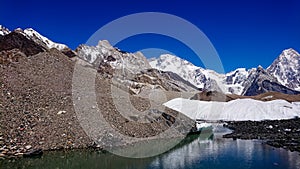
[61,48,77,58]
[242,67,300,96]
[243,80,300,96]
[0,32,45,56]
[262,81,300,95]
[131,69,199,92]
[223,118,300,152]
[190,91,230,102]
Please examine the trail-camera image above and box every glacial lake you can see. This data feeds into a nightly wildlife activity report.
[1,129,300,169]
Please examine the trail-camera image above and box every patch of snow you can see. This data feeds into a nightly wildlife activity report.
[262,95,274,100]
[196,122,212,130]
[0,25,10,35]
[57,110,66,115]
[164,98,300,121]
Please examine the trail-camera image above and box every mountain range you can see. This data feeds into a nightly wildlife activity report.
[149,49,300,96]
[1,25,299,96]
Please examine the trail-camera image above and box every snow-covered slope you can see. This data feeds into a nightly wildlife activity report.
[149,49,300,95]
[76,41,198,93]
[224,68,249,93]
[0,25,10,36]
[149,54,248,94]
[164,98,300,121]
[23,28,68,50]
[267,48,300,91]
[77,40,151,73]
[149,54,201,86]
[0,25,69,51]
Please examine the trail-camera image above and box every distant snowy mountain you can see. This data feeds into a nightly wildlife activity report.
[76,40,151,73]
[76,41,198,93]
[0,25,76,58]
[0,30,46,56]
[149,54,247,94]
[23,28,68,50]
[149,49,300,95]
[242,66,300,96]
[0,25,69,51]
[224,68,249,94]
[1,24,299,96]
[267,48,300,91]
[149,54,200,85]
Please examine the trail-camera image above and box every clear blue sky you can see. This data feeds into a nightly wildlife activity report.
[0,0,299,73]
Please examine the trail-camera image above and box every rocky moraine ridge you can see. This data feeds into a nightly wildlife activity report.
[223,118,300,153]
[1,25,300,159]
[0,26,195,159]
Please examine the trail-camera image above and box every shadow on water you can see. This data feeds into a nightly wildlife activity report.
[0,132,213,169]
[1,129,300,169]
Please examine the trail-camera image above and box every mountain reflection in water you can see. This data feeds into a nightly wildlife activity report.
[1,129,300,169]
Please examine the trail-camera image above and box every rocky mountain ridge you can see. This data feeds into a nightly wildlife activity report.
[149,50,300,96]
[1,25,299,96]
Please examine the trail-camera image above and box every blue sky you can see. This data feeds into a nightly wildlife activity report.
[0,0,299,73]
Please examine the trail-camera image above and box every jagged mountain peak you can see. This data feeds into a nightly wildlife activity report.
[242,65,299,96]
[267,48,300,91]
[76,40,151,74]
[279,48,299,60]
[257,65,264,70]
[3,26,69,51]
[149,54,249,94]
[149,50,300,95]
[156,54,199,69]
[231,67,247,72]
[0,25,77,58]
[13,28,24,33]
[97,40,114,50]
[0,25,10,36]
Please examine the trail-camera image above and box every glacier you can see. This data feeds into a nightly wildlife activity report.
[164,98,300,121]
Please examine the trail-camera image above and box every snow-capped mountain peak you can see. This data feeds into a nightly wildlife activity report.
[267,48,300,91]
[0,25,10,36]
[149,54,201,87]
[279,48,299,60]
[149,54,249,94]
[149,54,199,72]
[23,28,68,50]
[150,48,300,95]
[76,40,151,73]
[97,40,114,50]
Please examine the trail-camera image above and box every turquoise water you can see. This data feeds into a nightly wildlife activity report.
[1,132,300,169]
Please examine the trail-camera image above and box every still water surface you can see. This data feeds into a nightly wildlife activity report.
[1,131,300,169]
